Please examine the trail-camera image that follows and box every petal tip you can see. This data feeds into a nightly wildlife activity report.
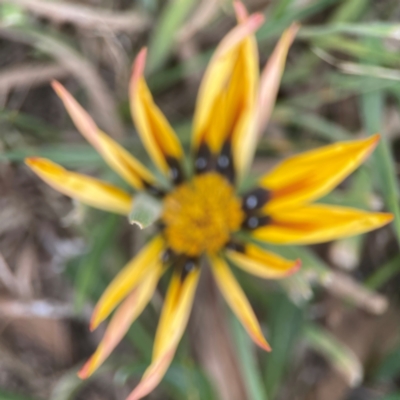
[77,360,92,380]
[257,337,272,352]
[25,157,38,166]
[288,259,302,276]
[131,47,147,84]
[249,12,265,28]
[370,133,381,145]
[383,212,395,223]
[89,313,100,332]
[234,1,248,21]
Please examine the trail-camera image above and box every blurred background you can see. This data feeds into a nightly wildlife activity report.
[0,0,400,399]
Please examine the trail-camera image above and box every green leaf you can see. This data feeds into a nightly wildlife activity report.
[299,23,400,40]
[374,344,400,382]
[365,254,400,290]
[359,88,400,246]
[303,323,362,386]
[264,293,303,399]
[74,214,120,311]
[49,366,88,400]
[230,313,269,400]
[378,394,400,400]
[129,192,162,229]
[0,390,39,400]
[147,0,197,74]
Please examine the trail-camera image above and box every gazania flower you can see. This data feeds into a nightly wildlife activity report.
[25,3,393,399]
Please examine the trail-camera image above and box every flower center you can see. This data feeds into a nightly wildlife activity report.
[162,172,244,257]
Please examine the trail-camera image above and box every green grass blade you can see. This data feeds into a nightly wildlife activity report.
[264,293,303,398]
[0,391,39,400]
[74,214,120,311]
[374,345,400,382]
[230,313,269,400]
[359,89,400,245]
[365,254,400,290]
[303,323,362,386]
[147,0,197,74]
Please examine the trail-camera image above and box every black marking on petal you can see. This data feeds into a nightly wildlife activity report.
[166,156,185,185]
[195,142,214,174]
[242,215,271,230]
[225,240,245,253]
[216,140,235,184]
[144,182,166,198]
[180,258,198,281]
[161,248,176,264]
[242,187,271,212]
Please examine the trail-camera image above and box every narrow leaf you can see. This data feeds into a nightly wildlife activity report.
[303,323,363,387]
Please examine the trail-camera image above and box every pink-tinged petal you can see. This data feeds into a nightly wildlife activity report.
[78,264,162,379]
[237,23,299,176]
[127,268,200,400]
[234,1,248,22]
[129,48,183,178]
[209,255,271,352]
[226,243,301,279]
[126,346,175,400]
[261,135,380,212]
[192,12,264,155]
[25,157,132,215]
[90,236,165,330]
[52,81,155,189]
[254,204,394,245]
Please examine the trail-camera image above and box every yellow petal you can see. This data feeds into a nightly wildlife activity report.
[254,204,393,245]
[25,157,132,215]
[226,243,300,279]
[238,23,299,177]
[255,23,299,133]
[261,135,380,212]
[210,255,271,352]
[153,267,200,359]
[52,81,155,189]
[90,236,165,330]
[129,49,183,179]
[192,12,264,157]
[127,268,200,400]
[78,264,162,379]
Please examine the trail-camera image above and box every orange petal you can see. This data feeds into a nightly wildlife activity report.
[129,49,183,179]
[192,13,263,158]
[52,81,155,189]
[226,243,300,279]
[25,157,132,215]
[210,255,271,352]
[254,204,393,245]
[90,236,165,330]
[238,23,299,177]
[78,264,162,379]
[261,135,380,212]
[127,268,200,400]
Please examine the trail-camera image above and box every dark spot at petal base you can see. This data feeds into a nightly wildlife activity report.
[216,141,235,184]
[242,215,271,230]
[161,248,176,264]
[180,258,197,281]
[225,240,245,253]
[166,156,185,185]
[242,187,271,212]
[195,142,214,174]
